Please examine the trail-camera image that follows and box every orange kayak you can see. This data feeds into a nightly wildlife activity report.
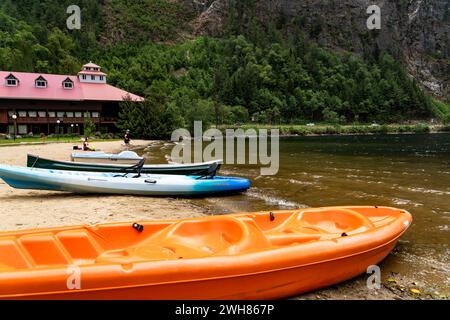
[0,206,412,299]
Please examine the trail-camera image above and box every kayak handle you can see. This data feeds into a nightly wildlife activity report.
[132,223,144,232]
[145,179,157,184]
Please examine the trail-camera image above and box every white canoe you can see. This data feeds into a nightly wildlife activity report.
[71,151,143,164]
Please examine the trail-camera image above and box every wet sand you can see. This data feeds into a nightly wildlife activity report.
[0,140,207,231]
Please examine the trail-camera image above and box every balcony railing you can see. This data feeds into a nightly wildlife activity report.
[11,116,103,124]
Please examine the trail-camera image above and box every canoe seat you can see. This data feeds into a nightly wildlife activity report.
[0,239,30,270]
[298,209,375,234]
[265,208,375,246]
[19,233,71,266]
[96,216,271,263]
[56,230,103,260]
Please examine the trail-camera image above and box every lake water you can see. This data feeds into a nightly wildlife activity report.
[141,133,450,294]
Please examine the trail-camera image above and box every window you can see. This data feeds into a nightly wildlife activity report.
[66,112,74,118]
[18,111,27,117]
[63,78,74,89]
[35,76,47,88]
[92,112,99,118]
[6,79,17,86]
[28,111,37,118]
[48,112,56,118]
[18,125,27,135]
[38,111,46,117]
[91,75,96,81]
[84,112,90,118]
[5,74,18,86]
[100,76,104,81]
[35,80,47,88]
[57,112,65,118]
[82,75,87,80]
[8,111,15,117]
[75,112,82,118]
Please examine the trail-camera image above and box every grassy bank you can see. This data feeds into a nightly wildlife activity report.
[0,136,119,146]
[219,123,450,136]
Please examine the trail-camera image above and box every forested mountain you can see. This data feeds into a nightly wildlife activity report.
[0,0,448,137]
[190,0,449,101]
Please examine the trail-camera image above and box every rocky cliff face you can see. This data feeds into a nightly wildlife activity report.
[180,0,449,101]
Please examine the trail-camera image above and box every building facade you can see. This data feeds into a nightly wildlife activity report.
[0,63,143,135]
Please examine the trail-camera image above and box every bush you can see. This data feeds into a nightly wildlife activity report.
[322,108,340,124]
[100,132,115,140]
[377,125,389,134]
[443,113,450,125]
[84,115,96,138]
[413,124,430,133]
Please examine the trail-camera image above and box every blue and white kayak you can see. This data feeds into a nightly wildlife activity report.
[0,165,250,196]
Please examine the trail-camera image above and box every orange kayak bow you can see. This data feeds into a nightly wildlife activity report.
[0,206,412,299]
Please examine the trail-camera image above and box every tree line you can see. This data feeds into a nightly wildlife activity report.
[0,1,447,139]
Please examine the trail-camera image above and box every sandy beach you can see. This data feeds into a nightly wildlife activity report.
[0,140,207,232]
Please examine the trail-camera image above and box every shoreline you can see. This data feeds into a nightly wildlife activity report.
[1,124,448,147]
[217,123,449,137]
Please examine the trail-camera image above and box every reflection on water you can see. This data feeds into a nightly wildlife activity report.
[140,133,450,293]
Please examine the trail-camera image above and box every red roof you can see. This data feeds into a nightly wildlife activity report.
[78,70,107,76]
[83,62,101,69]
[0,71,144,102]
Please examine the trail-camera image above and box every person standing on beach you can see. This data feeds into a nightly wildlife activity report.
[124,130,131,148]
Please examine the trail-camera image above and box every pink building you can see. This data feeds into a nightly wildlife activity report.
[0,63,143,135]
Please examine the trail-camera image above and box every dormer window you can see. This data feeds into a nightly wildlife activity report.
[35,76,47,88]
[5,74,18,87]
[62,77,74,89]
[7,79,18,86]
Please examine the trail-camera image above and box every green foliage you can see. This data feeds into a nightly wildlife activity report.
[230,123,434,136]
[117,88,184,140]
[109,36,435,134]
[83,114,96,138]
[104,0,191,44]
[0,1,441,138]
[322,108,340,124]
[0,10,80,73]
[431,99,450,124]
